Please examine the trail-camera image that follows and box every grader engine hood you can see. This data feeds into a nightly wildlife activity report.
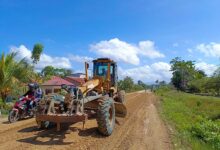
[79,79,100,95]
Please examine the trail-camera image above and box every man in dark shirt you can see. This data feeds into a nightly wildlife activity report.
[23,83,43,114]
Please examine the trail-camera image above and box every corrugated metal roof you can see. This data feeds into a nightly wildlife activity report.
[41,76,74,86]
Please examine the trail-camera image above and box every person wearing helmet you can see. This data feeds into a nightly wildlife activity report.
[22,83,36,115]
[23,83,43,115]
[23,83,35,98]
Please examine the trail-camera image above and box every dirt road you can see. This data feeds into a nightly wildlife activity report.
[0,92,171,150]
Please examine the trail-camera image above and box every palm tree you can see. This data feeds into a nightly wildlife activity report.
[0,52,34,102]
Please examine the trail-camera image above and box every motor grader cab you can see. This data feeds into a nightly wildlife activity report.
[93,58,117,86]
[36,58,126,136]
[90,58,118,94]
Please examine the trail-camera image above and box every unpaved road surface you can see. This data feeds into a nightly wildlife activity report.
[0,92,171,150]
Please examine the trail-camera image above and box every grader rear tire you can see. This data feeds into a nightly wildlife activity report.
[96,97,115,136]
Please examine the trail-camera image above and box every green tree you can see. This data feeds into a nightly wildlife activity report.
[205,67,220,95]
[195,69,206,79]
[213,67,220,77]
[138,80,148,89]
[41,66,55,77]
[41,66,73,78]
[31,43,43,64]
[54,68,73,77]
[188,77,209,93]
[118,76,134,92]
[159,80,166,86]
[0,52,33,102]
[170,57,198,91]
[205,77,220,95]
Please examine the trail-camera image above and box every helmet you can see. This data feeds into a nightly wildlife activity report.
[28,83,39,91]
[28,83,35,91]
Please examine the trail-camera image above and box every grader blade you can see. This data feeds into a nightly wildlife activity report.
[114,102,127,118]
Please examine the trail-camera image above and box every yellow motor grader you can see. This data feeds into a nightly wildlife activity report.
[36,58,127,136]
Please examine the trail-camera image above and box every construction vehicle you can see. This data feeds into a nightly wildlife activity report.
[36,58,127,136]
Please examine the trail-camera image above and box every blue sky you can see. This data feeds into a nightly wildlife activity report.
[1,0,220,83]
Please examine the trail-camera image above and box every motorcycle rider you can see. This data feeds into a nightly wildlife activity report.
[23,83,43,115]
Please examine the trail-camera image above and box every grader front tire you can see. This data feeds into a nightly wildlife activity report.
[96,97,115,136]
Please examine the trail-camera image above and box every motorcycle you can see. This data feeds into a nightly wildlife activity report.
[8,96,39,123]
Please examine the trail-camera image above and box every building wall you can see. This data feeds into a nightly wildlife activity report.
[41,85,61,95]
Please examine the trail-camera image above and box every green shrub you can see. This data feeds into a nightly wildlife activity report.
[191,119,220,149]
[196,101,202,107]
[0,98,13,115]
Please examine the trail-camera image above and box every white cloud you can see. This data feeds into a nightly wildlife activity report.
[90,38,164,65]
[10,45,32,59]
[138,41,165,58]
[195,62,218,76]
[10,45,72,70]
[69,54,93,63]
[196,42,220,57]
[119,62,171,83]
[90,38,139,65]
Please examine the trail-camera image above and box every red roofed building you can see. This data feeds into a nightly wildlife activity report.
[41,76,74,95]
[64,76,85,87]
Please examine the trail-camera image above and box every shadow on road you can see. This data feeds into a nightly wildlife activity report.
[69,127,106,139]
[2,121,9,124]
[16,115,123,146]
[17,122,106,146]
[18,125,40,132]
[17,127,73,145]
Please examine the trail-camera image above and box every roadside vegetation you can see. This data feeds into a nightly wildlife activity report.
[156,87,220,149]
[155,57,220,150]
[170,57,220,96]
[118,76,148,93]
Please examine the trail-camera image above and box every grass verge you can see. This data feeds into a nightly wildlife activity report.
[156,87,220,150]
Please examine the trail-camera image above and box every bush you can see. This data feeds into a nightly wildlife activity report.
[191,119,220,149]
[0,98,13,115]
[157,89,220,149]
[196,101,202,107]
